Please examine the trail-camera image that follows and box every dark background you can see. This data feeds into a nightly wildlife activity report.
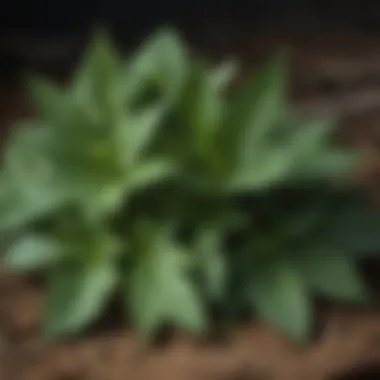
[1,0,380,74]
[1,1,380,36]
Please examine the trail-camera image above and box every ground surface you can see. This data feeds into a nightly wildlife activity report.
[2,14,380,380]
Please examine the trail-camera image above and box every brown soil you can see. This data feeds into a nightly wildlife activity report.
[3,15,380,380]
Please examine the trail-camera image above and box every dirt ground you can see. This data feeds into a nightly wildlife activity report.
[3,14,380,380]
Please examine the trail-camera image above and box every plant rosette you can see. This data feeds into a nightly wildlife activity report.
[1,28,379,342]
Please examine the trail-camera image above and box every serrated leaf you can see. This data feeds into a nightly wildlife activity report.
[128,228,205,339]
[44,262,118,338]
[194,227,226,300]
[4,235,64,272]
[248,260,311,341]
[293,251,368,303]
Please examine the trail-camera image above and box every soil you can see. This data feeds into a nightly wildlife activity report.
[3,12,380,380]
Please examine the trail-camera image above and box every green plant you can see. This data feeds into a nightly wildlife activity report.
[1,28,379,342]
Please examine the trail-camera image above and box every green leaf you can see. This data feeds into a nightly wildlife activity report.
[303,149,357,179]
[44,262,118,338]
[127,159,177,193]
[0,175,68,232]
[226,116,351,191]
[293,251,368,303]
[5,124,52,183]
[194,227,226,300]
[248,260,311,341]
[125,28,188,102]
[55,220,123,265]
[234,54,288,166]
[27,76,68,122]
[72,29,123,112]
[115,102,167,166]
[4,235,64,272]
[4,125,70,202]
[127,227,205,339]
[227,147,294,191]
[180,61,229,159]
[80,180,127,221]
[279,119,337,179]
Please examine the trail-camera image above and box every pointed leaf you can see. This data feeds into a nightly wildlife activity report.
[127,159,177,193]
[180,62,227,156]
[234,54,288,166]
[293,251,368,303]
[248,260,311,341]
[27,75,68,121]
[116,102,167,165]
[303,149,357,179]
[0,175,69,232]
[195,227,226,300]
[4,235,64,272]
[44,262,118,338]
[72,29,123,112]
[128,229,205,339]
[227,147,294,191]
[125,28,188,102]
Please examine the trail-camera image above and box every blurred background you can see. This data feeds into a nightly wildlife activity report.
[1,0,380,68]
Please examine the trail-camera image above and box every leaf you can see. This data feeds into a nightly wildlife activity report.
[4,124,53,182]
[127,227,205,339]
[280,118,339,179]
[27,75,68,122]
[0,175,68,232]
[115,102,167,166]
[80,180,128,221]
[2,124,72,216]
[234,54,288,167]
[194,227,226,300]
[303,149,357,179]
[44,262,118,338]
[227,147,294,192]
[4,235,64,272]
[226,116,350,191]
[72,29,123,112]
[55,219,123,265]
[293,251,368,303]
[180,62,227,156]
[126,28,188,102]
[127,159,177,193]
[248,259,311,341]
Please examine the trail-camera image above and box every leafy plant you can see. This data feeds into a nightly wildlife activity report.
[1,28,379,342]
